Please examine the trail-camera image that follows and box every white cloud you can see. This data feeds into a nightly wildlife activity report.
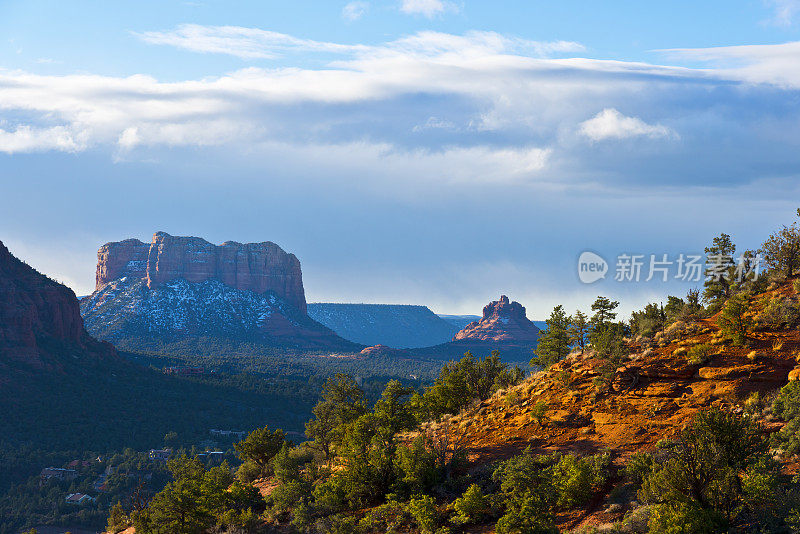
[579,108,677,142]
[5,26,800,192]
[658,41,800,88]
[0,125,86,154]
[765,0,800,26]
[135,24,583,62]
[412,116,457,131]
[399,0,456,18]
[342,1,369,21]
[134,24,369,59]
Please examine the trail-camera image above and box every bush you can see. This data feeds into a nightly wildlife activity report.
[493,449,609,534]
[452,484,488,525]
[421,352,524,418]
[717,293,752,346]
[623,452,654,486]
[639,408,777,529]
[755,295,800,330]
[358,500,408,532]
[407,494,439,534]
[686,343,712,365]
[772,381,800,455]
[552,452,611,509]
[648,503,726,534]
[235,459,262,484]
[530,401,548,426]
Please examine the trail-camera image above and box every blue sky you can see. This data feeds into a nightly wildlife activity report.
[2,0,800,318]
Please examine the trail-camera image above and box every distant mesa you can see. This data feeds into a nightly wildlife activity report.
[437,314,481,331]
[95,231,306,313]
[308,303,458,348]
[82,232,359,352]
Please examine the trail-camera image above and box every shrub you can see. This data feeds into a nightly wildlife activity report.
[358,500,408,532]
[422,351,524,418]
[639,408,778,529]
[552,452,611,509]
[106,502,130,533]
[407,494,439,534]
[235,459,262,484]
[686,343,712,365]
[755,295,800,330]
[717,293,753,346]
[771,381,800,455]
[624,452,655,486]
[452,484,488,525]
[621,505,652,533]
[322,515,361,534]
[493,448,609,533]
[530,401,548,426]
[504,389,521,407]
[648,503,726,534]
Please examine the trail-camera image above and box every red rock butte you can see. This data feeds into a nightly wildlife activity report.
[0,240,115,367]
[453,295,540,343]
[95,232,307,313]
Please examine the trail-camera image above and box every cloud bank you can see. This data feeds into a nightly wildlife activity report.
[1,26,800,193]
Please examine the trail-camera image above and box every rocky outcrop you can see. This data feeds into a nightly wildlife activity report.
[0,241,113,368]
[96,232,307,313]
[453,295,540,343]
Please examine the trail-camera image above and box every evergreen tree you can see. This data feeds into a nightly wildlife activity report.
[718,292,752,346]
[233,426,286,475]
[531,305,571,368]
[568,310,589,355]
[305,374,367,463]
[703,233,737,303]
[760,209,800,278]
[589,296,620,346]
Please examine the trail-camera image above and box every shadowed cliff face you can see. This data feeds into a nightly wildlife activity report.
[0,241,90,367]
[453,295,541,343]
[95,231,307,313]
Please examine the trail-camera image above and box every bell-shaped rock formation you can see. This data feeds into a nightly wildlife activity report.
[453,295,540,343]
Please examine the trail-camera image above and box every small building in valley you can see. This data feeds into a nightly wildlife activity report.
[40,467,78,485]
[65,493,95,505]
[148,448,172,461]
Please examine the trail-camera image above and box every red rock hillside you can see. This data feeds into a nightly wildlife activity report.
[453,295,540,343]
[96,231,307,313]
[0,240,115,369]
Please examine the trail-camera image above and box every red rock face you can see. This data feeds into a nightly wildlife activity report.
[453,295,540,343]
[0,241,112,367]
[96,232,307,313]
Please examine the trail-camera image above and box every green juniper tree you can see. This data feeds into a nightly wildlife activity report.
[568,310,589,355]
[760,209,800,278]
[531,305,571,368]
[703,233,737,304]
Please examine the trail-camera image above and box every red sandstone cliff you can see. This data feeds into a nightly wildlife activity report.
[95,232,307,313]
[453,295,540,343]
[0,241,114,368]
